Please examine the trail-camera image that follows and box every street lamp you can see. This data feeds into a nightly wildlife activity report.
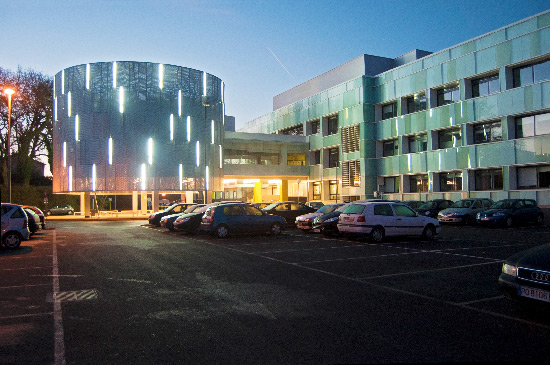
[4,88,15,203]
[202,95,210,204]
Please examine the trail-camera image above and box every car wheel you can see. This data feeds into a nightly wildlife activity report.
[270,222,283,236]
[536,214,544,226]
[2,232,22,248]
[505,216,514,228]
[68,210,74,215]
[45,211,51,216]
[369,226,385,243]
[216,225,229,238]
[422,225,436,240]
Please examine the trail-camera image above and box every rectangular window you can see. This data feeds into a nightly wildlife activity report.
[312,182,321,200]
[383,139,398,157]
[471,74,499,97]
[408,133,427,153]
[409,174,429,193]
[223,150,279,165]
[342,160,360,187]
[329,180,339,200]
[280,124,303,136]
[307,119,320,135]
[287,153,305,166]
[474,169,503,190]
[382,102,397,120]
[312,150,321,165]
[515,112,550,138]
[517,165,550,189]
[405,92,426,114]
[513,59,550,88]
[341,124,360,153]
[438,128,461,149]
[384,176,400,193]
[439,172,462,192]
[327,115,339,136]
[328,148,339,168]
[436,84,460,106]
[473,121,502,144]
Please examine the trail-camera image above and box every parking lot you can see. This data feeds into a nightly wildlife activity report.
[2,220,549,363]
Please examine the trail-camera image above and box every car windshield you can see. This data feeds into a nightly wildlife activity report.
[491,200,513,209]
[419,201,437,209]
[336,203,352,212]
[316,204,338,214]
[342,204,366,215]
[451,200,473,208]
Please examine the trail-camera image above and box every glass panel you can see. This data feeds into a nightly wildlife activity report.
[393,204,417,217]
[383,140,397,157]
[518,167,537,188]
[374,204,394,216]
[533,60,550,83]
[516,116,535,138]
[535,113,550,136]
[382,102,397,119]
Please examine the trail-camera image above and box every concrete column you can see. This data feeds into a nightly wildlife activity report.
[152,192,159,212]
[132,191,139,213]
[81,192,91,217]
[280,180,288,201]
[141,193,148,215]
[185,191,194,203]
[254,181,263,203]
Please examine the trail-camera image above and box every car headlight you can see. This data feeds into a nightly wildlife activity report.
[176,217,190,223]
[476,213,481,219]
[425,211,431,216]
[502,263,517,277]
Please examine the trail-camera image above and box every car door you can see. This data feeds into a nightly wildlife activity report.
[290,203,309,223]
[274,203,292,224]
[242,205,266,232]
[371,204,398,237]
[392,204,425,236]
[221,205,247,231]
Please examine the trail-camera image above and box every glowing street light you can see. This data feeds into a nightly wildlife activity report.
[4,88,15,203]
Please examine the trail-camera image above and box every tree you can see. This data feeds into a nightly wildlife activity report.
[0,67,53,186]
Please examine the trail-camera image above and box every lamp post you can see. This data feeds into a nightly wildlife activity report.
[202,95,210,204]
[4,88,15,203]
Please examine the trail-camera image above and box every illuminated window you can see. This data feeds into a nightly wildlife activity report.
[439,171,462,192]
[158,64,164,89]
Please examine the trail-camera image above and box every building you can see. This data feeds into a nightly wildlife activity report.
[240,10,550,206]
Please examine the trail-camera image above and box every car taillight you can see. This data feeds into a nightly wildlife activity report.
[357,216,366,222]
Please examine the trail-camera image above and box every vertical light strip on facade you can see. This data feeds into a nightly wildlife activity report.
[113,62,117,88]
[67,92,72,117]
[205,166,209,190]
[68,166,72,192]
[178,90,182,116]
[179,164,183,190]
[211,120,215,144]
[196,141,200,166]
[92,164,96,191]
[108,137,113,165]
[54,98,57,121]
[221,81,224,103]
[170,114,174,141]
[75,115,79,141]
[141,164,146,191]
[63,142,67,167]
[203,72,207,96]
[187,116,191,141]
[86,64,91,89]
[61,70,65,94]
[119,86,124,113]
[219,145,222,168]
[147,138,153,165]
[159,64,164,89]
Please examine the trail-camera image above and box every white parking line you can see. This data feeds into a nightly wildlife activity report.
[456,295,505,306]
[0,283,51,289]
[51,230,66,365]
[358,261,502,280]
[0,312,54,320]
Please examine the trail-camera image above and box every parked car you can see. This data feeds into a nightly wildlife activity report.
[476,199,544,227]
[402,200,424,210]
[499,243,550,313]
[160,204,205,231]
[173,201,241,234]
[415,199,453,218]
[22,206,46,229]
[437,198,493,225]
[295,203,344,232]
[1,203,30,248]
[44,205,75,216]
[148,203,196,226]
[23,208,41,235]
[262,201,317,226]
[306,201,324,209]
[251,202,271,209]
[201,203,286,238]
[337,201,441,242]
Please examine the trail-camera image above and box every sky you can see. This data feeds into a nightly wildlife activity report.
[2,0,549,130]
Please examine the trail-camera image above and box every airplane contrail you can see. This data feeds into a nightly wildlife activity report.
[267,47,294,79]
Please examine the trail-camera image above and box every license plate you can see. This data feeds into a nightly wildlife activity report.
[518,285,550,303]
[313,229,320,233]
[481,217,490,221]
[343,217,353,222]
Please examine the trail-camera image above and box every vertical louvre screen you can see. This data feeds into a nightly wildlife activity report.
[342,160,360,187]
[341,124,360,153]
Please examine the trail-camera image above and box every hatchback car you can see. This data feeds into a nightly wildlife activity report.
[201,203,286,238]
[437,198,493,225]
[22,205,46,229]
[476,199,544,227]
[160,204,205,231]
[173,201,241,234]
[499,243,550,313]
[44,205,75,216]
[337,201,441,242]
[1,203,30,248]
[295,203,344,232]
[148,203,196,226]
[23,208,41,235]
[262,201,317,226]
[415,199,454,218]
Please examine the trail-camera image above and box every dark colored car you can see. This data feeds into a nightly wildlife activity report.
[437,198,493,225]
[148,203,195,226]
[201,203,286,238]
[173,201,241,234]
[402,200,424,210]
[160,204,205,231]
[499,244,550,314]
[415,199,453,218]
[295,203,344,232]
[22,205,46,229]
[311,203,353,236]
[44,205,75,216]
[476,199,544,227]
[251,202,271,209]
[262,201,316,226]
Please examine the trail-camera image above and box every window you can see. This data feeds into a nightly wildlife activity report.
[408,133,427,153]
[436,84,460,106]
[405,93,426,114]
[384,176,400,193]
[342,160,360,187]
[382,102,397,120]
[243,205,263,216]
[329,180,339,200]
[374,204,394,216]
[327,115,339,136]
[513,59,550,88]
[287,153,305,166]
[311,150,321,165]
[328,148,339,168]
[473,121,502,144]
[223,205,243,216]
[515,112,550,138]
[438,128,461,149]
[224,149,279,165]
[383,139,398,157]
[439,172,462,192]
[393,204,417,217]
[410,174,429,193]
[471,74,499,97]
[517,165,550,189]
[474,168,503,190]
[312,182,321,200]
[307,119,320,135]
[341,124,360,153]
[279,124,303,136]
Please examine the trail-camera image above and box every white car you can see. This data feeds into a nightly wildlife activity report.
[1,203,31,248]
[337,201,441,242]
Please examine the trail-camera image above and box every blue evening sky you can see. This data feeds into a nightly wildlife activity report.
[3,0,549,129]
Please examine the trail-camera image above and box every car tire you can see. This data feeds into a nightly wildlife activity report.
[536,214,544,226]
[422,225,436,240]
[2,232,22,249]
[369,226,385,243]
[216,225,229,238]
[270,222,283,236]
[505,216,514,228]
